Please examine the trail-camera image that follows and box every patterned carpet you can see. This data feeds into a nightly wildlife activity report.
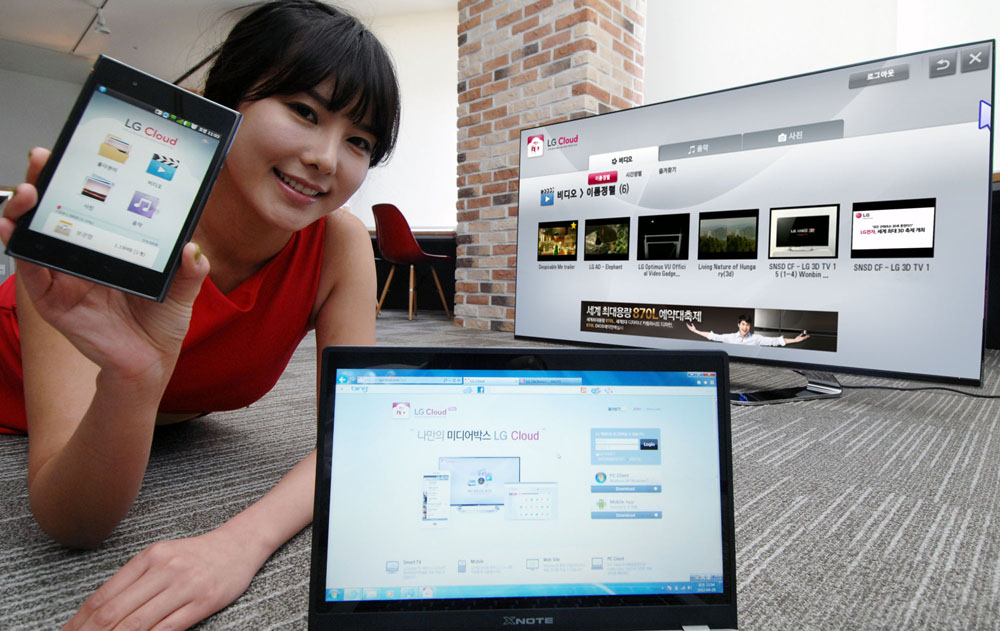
[1,310,999,630]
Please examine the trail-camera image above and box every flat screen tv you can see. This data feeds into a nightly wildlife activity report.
[515,41,995,384]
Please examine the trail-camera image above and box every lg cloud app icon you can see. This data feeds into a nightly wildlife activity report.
[392,402,410,419]
[526,135,545,158]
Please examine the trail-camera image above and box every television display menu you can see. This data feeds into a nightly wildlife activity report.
[515,41,995,383]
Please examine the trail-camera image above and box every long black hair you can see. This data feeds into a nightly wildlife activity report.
[202,0,400,166]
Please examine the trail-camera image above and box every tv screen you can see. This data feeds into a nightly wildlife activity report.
[514,41,995,383]
[776,216,827,248]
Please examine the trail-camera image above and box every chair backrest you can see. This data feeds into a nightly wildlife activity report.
[372,203,425,265]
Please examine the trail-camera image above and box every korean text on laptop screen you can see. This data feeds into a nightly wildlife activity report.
[321,356,727,604]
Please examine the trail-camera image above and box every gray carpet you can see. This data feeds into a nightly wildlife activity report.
[2,310,999,630]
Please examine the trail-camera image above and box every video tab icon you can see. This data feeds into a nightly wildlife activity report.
[147,153,180,181]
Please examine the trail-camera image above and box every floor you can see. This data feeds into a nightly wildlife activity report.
[375,309,572,348]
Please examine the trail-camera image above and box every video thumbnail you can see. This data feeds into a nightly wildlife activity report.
[851,198,935,258]
[768,204,839,259]
[584,217,630,261]
[537,220,578,261]
[698,209,758,260]
[637,213,690,260]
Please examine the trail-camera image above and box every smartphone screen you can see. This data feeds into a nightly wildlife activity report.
[26,85,224,273]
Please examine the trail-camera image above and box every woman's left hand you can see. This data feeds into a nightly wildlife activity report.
[63,528,266,630]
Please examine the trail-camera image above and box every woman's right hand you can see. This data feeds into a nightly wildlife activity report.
[1,148,210,383]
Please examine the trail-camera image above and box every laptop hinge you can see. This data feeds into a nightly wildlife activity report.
[682,626,711,631]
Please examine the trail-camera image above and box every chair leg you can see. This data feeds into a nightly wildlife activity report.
[430,266,451,319]
[408,264,416,321]
[376,264,396,317]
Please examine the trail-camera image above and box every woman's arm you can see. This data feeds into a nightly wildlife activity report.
[66,209,377,630]
[2,149,210,548]
[65,451,318,631]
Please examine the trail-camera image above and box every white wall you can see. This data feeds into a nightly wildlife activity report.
[348,9,459,231]
[645,0,998,168]
[0,66,81,187]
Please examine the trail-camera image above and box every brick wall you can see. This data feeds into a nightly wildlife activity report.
[455,0,647,331]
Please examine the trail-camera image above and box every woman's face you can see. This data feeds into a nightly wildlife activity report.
[220,78,376,232]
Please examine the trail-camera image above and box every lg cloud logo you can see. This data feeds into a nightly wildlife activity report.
[391,402,410,419]
[526,134,545,157]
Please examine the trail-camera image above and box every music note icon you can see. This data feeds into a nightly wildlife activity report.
[127,191,160,218]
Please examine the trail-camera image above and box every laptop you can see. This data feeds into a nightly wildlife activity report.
[310,347,737,630]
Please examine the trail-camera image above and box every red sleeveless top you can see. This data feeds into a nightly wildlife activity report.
[0,218,325,434]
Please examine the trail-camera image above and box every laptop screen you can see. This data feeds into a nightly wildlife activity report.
[310,347,736,630]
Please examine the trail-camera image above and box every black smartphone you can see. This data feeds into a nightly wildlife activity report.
[5,56,240,301]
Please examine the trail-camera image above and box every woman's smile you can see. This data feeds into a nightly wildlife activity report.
[273,168,326,199]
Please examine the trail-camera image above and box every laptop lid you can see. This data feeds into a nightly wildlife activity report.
[310,347,737,631]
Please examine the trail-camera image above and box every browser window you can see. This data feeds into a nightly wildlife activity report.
[324,367,723,601]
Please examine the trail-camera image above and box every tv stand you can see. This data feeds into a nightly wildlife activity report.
[731,369,843,405]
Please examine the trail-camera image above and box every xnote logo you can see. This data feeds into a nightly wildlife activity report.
[526,134,545,157]
[503,616,555,626]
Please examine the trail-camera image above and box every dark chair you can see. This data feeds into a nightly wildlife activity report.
[372,203,452,321]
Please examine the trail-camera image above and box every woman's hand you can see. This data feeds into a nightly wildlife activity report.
[0,148,48,244]
[63,529,267,631]
[61,447,319,630]
[1,148,209,383]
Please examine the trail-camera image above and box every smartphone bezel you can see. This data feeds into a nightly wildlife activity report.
[5,55,240,302]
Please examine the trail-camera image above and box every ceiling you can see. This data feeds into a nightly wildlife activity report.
[0,0,457,86]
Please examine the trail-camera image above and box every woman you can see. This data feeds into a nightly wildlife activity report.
[0,1,400,628]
